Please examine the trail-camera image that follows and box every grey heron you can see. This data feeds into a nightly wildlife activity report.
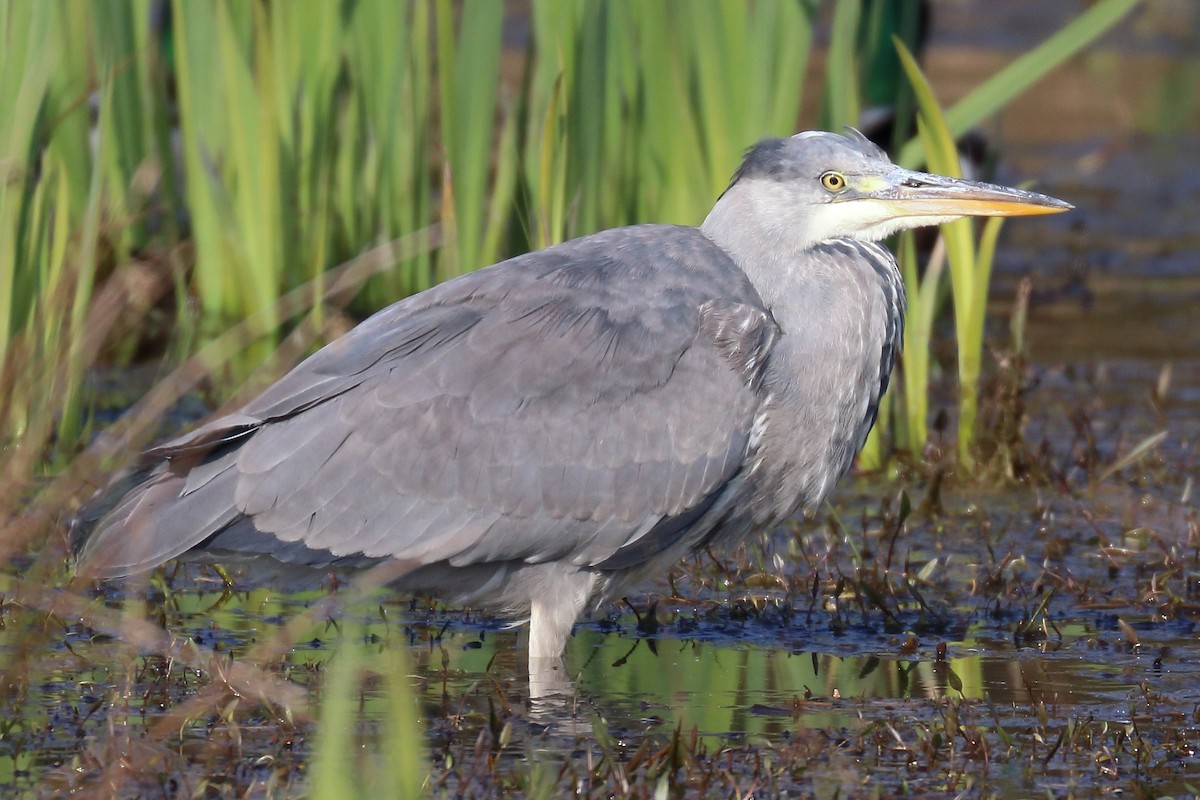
[73,131,1070,694]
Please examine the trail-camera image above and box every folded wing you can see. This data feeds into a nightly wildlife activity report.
[75,225,779,580]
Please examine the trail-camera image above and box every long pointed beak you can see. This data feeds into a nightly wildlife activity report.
[870,170,1073,218]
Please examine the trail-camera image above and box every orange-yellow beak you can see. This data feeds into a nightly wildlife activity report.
[850,169,1073,218]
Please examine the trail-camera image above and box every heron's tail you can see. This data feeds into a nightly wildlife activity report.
[72,449,241,579]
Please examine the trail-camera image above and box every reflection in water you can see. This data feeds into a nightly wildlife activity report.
[137,583,1176,739]
[528,655,574,700]
[362,612,1155,750]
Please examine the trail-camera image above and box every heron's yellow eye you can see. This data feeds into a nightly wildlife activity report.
[820,171,847,193]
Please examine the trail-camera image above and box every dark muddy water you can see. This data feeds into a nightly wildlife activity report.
[4,2,1200,797]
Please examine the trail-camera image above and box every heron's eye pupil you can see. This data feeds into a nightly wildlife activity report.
[821,172,846,192]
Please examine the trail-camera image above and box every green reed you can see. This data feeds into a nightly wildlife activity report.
[0,0,1143,504]
[858,0,1144,468]
[311,638,426,800]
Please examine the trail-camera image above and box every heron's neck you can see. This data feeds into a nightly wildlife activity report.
[702,188,907,520]
[701,184,829,307]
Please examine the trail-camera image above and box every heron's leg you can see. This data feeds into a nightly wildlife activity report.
[527,570,593,698]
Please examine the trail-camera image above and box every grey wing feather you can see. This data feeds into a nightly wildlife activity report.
[76,225,778,579]
[75,453,241,576]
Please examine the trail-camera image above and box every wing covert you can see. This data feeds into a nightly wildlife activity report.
[80,225,780,577]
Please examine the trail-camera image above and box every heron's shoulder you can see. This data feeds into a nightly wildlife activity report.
[520,224,765,305]
[345,223,768,350]
[532,223,743,268]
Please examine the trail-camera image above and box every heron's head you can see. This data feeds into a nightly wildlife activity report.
[703,130,1071,251]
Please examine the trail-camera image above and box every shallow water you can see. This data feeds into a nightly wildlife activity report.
[4,3,1200,797]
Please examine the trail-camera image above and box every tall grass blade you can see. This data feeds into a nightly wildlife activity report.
[0,1,56,366]
[820,0,861,131]
[310,640,426,800]
[899,230,944,456]
[309,642,361,799]
[436,0,506,279]
[379,647,426,798]
[897,40,986,468]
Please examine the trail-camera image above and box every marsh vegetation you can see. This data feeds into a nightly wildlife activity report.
[2,0,1197,796]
